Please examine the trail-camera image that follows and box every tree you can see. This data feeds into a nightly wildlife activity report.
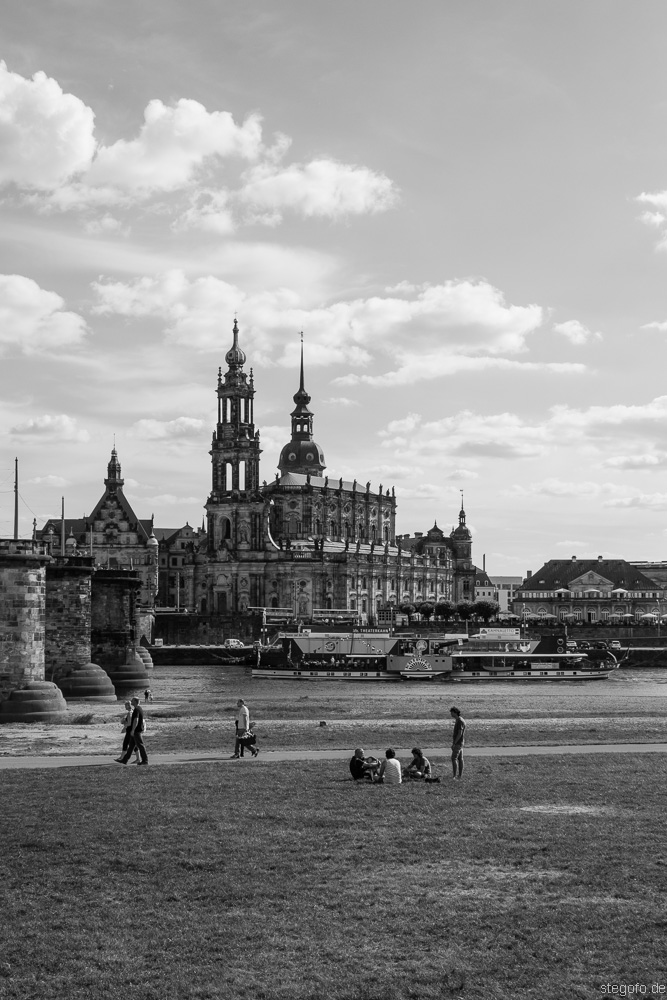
[399,602,416,623]
[418,601,435,621]
[456,600,475,621]
[435,600,455,622]
[473,599,500,623]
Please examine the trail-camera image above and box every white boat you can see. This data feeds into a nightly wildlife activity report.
[253,629,618,681]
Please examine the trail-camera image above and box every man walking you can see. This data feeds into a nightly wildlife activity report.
[450,706,466,780]
[231,698,258,758]
[115,696,148,765]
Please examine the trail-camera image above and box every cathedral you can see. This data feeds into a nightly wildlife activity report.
[39,320,475,622]
[194,320,475,619]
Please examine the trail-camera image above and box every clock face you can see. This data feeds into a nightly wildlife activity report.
[288,452,297,461]
[306,452,314,461]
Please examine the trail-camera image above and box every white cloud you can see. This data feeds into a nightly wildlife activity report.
[0,275,88,354]
[639,211,665,229]
[445,468,479,480]
[0,61,95,190]
[379,411,550,460]
[551,396,667,444]
[84,98,262,197]
[640,320,667,332]
[0,64,396,232]
[26,475,69,487]
[603,453,667,470]
[130,417,206,440]
[239,158,397,222]
[10,414,90,442]
[553,319,602,346]
[603,493,667,511]
[92,273,552,378]
[506,479,623,499]
[323,396,360,407]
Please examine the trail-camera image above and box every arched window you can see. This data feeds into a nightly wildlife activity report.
[239,461,246,491]
[224,462,232,491]
[330,520,336,536]
[220,517,231,540]
[271,596,278,608]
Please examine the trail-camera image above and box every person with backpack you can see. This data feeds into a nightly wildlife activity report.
[115,696,148,765]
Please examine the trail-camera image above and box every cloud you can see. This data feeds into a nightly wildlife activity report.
[26,475,69,487]
[603,493,667,511]
[0,61,95,190]
[10,414,90,442]
[551,396,667,444]
[322,396,360,407]
[0,64,396,231]
[506,479,623,499]
[379,411,550,460]
[130,417,206,440]
[239,158,397,222]
[92,272,555,379]
[553,319,602,345]
[603,452,667,470]
[445,469,479,480]
[640,320,667,332]
[0,275,88,353]
[336,353,583,388]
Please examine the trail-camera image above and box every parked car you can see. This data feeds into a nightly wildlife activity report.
[223,638,245,649]
[577,640,590,651]
[609,640,622,651]
[592,641,608,650]
[566,640,577,650]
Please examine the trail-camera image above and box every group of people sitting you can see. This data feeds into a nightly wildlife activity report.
[349,746,441,784]
[348,707,466,786]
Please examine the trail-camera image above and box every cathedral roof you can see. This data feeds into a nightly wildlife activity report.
[266,473,386,496]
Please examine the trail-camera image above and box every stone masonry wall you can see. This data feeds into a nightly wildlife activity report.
[0,540,51,699]
[91,569,141,670]
[45,556,94,681]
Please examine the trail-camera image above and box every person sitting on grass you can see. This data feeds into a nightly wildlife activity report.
[349,748,380,782]
[404,747,432,781]
[377,748,402,785]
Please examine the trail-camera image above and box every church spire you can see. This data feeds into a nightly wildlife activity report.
[278,333,326,476]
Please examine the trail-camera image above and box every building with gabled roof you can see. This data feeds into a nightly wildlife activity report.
[38,448,159,607]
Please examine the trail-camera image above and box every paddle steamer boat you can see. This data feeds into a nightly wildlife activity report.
[253,627,618,681]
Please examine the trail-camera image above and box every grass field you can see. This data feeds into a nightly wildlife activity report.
[1,753,666,999]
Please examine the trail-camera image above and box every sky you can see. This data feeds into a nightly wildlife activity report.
[3,1,667,575]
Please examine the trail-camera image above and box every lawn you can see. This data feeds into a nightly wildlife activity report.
[1,753,666,999]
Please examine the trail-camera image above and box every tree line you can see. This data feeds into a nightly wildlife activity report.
[397,600,501,623]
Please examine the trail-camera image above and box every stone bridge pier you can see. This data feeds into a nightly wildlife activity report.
[0,539,68,723]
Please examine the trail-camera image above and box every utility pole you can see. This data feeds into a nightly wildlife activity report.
[13,457,18,539]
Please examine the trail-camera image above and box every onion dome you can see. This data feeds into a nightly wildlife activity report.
[225,318,246,368]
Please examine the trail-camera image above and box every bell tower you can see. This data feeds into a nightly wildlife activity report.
[210,319,261,496]
[206,319,266,563]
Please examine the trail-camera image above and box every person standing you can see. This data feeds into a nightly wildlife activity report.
[450,706,466,779]
[231,698,258,758]
[115,697,148,765]
[120,700,140,764]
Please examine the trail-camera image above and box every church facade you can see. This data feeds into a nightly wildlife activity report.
[193,321,475,619]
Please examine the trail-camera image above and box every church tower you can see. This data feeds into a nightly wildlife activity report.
[450,494,474,600]
[206,320,266,561]
[278,335,326,476]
